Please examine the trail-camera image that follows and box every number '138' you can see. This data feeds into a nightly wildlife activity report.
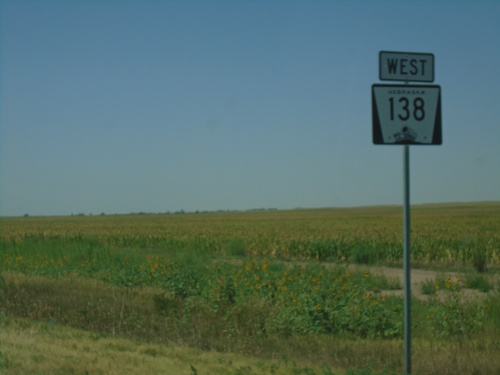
[389,97,425,121]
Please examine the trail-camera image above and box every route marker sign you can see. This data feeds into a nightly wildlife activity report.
[372,84,442,145]
[379,51,434,82]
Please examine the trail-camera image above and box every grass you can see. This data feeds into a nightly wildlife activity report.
[2,312,499,375]
[1,266,499,374]
[1,203,499,374]
[0,311,407,375]
[1,314,344,375]
[0,264,406,343]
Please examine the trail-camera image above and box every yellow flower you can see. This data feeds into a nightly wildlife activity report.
[315,304,321,310]
[262,258,269,271]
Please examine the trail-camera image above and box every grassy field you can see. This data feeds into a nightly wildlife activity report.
[1,202,499,374]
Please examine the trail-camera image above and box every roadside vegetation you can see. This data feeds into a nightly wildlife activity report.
[1,202,499,374]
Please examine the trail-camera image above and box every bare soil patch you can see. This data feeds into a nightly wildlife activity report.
[347,264,497,301]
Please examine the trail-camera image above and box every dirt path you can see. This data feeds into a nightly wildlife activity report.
[346,264,495,301]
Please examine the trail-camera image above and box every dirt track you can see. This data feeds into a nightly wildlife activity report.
[347,264,497,301]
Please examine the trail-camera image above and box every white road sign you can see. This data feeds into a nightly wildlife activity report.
[379,51,434,83]
[372,84,442,145]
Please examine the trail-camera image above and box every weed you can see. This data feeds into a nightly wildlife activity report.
[421,278,438,295]
[352,245,374,265]
[465,274,492,293]
[472,250,488,273]
[225,238,247,257]
[235,365,255,374]
[427,276,487,337]
[0,350,10,369]
[321,364,336,375]
[345,367,397,374]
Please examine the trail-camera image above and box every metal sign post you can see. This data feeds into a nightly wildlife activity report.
[372,50,441,375]
[403,144,411,374]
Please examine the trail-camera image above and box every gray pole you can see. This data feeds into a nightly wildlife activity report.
[403,144,411,374]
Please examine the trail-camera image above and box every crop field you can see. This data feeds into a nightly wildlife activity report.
[1,202,499,374]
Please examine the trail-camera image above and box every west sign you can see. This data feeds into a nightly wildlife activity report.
[379,51,434,83]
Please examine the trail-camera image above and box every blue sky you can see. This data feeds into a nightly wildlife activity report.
[1,0,499,216]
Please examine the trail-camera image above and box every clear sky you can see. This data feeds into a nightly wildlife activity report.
[1,0,499,216]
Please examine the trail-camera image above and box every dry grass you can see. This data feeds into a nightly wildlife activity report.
[0,315,348,375]
[2,314,499,375]
[413,337,500,375]
[1,318,185,375]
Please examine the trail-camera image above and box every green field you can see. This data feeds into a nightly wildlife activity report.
[1,203,499,374]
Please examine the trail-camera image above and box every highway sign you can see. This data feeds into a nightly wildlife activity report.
[379,51,434,82]
[372,84,442,145]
